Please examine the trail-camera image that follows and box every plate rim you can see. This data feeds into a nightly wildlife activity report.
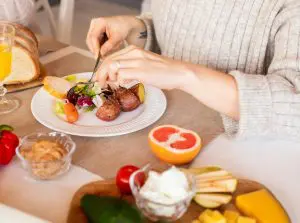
[31,72,167,137]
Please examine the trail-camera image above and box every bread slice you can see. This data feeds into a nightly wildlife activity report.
[15,35,39,57]
[4,43,40,85]
[0,21,39,47]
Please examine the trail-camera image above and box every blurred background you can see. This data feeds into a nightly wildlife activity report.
[36,0,143,49]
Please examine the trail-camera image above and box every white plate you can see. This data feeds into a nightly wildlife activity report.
[31,72,167,137]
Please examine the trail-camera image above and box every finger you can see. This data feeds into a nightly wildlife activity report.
[117,68,146,84]
[95,61,110,87]
[87,18,106,56]
[100,36,122,57]
[102,45,137,61]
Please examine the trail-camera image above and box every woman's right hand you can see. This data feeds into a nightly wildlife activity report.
[86,16,145,57]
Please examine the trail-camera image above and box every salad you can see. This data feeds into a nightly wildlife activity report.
[43,75,145,123]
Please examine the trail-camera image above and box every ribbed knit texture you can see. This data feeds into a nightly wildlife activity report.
[140,0,300,140]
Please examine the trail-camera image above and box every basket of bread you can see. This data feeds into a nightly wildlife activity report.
[2,22,41,86]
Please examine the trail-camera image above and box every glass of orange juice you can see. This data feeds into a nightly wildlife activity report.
[0,23,20,114]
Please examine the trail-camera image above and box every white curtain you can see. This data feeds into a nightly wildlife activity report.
[0,0,35,26]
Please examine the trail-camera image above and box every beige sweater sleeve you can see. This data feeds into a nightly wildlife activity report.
[222,10,300,140]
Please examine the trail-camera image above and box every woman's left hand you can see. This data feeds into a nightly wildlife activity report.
[95,45,193,90]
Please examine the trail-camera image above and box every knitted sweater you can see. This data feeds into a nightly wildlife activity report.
[140,0,300,140]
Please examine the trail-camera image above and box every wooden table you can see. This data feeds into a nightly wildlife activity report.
[4,37,224,179]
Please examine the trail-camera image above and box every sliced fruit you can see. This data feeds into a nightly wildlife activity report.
[43,76,72,99]
[192,220,201,223]
[237,216,257,223]
[148,125,202,165]
[196,170,231,180]
[197,178,238,193]
[236,189,290,223]
[181,166,221,175]
[130,83,145,103]
[224,210,240,223]
[199,210,226,223]
[194,193,232,208]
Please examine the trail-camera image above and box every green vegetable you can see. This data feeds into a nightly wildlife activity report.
[81,195,144,223]
[65,75,77,82]
[83,105,96,112]
[0,125,13,131]
[55,101,65,115]
[92,82,102,95]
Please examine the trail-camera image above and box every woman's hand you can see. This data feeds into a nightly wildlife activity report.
[86,16,146,57]
[95,45,193,90]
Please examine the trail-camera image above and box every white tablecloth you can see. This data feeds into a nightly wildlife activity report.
[192,135,300,223]
[0,162,101,223]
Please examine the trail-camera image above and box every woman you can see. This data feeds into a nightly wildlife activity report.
[86,0,300,140]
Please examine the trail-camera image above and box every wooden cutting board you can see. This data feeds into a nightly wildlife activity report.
[6,63,47,93]
[67,178,290,223]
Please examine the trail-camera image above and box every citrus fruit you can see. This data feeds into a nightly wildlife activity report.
[148,125,202,165]
[43,76,72,99]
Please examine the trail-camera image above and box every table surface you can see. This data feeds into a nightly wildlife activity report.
[4,37,224,179]
[3,37,300,223]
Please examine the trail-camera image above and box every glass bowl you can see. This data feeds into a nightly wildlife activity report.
[129,165,196,222]
[16,132,76,180]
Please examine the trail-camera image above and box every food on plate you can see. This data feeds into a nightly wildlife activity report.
[19,140,68,179]
[237,216,257,223]
[194,193,232,208]
[116,165,145,195]
[195,170,238,193]
[236,189,290,223]
[181,167,237,208]
[148,125,202,164]
[0,125,19,165]
[3,22,40,85]
[81,194,144,223]
[96,97,121,121]
[224,210,240,223]
[43,75,146,123]
[130,83,145,103]
[115,87,140,111]
[193,209,258,223]
[64,103,79,123]
[132,166,194,219]
[181,166,221,175]
[43,76,72,99]
[199,210,226,223]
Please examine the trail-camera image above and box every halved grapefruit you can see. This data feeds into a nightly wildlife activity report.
[148,125,202,165]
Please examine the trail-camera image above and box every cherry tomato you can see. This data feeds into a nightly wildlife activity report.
[0,130,19,151]
[64,103,79,123]
[0,142,15,164]
[116,165,145,194]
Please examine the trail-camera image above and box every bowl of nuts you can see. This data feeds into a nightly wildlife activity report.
[16,132,76,180]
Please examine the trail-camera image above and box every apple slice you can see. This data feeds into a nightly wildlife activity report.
[196,179,238,193]
[194,193,232,208]
[181,166,221,175]
[196,170,231,180]
[196,174,234,183]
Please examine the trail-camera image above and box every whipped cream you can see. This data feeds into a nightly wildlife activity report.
[139,167,190,217]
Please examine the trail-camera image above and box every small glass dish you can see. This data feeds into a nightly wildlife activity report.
[16,132,76,180]
[129,165,196,222]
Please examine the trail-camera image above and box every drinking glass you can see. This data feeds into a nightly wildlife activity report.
[0,23,20,114]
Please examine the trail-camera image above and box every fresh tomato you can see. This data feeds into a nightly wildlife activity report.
[64,103,79,123]
[0,130,19,150]
[116,165,146,195]
[0,127,19,165]
[0,141,15,164]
